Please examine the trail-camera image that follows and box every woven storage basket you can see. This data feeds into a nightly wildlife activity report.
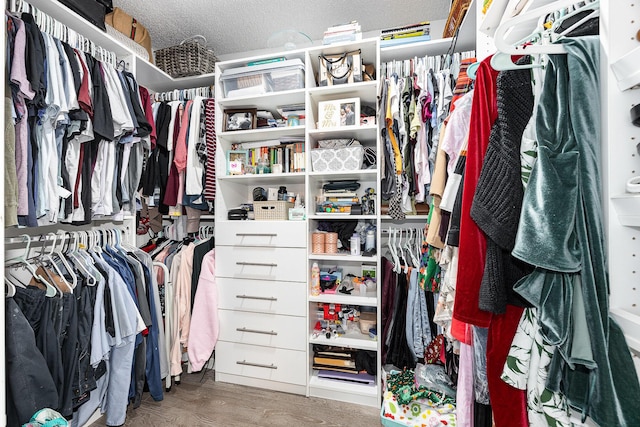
[254,201,293,221]
[154,35,217,78]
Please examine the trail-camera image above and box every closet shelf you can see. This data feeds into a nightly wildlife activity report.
[218,172,305,185]
[379,0,477,62]
[309,293,378,307]
[308,253,377,262]
[308,169,377,181]
[380,214,429,220]
[307,82,379,104]
[611,193,640,227]
[26,0,215,92]
[610,307,640,352]
[307,125,378,142]
[309,371,378,396]
[308,214,377,221]
[309,332,378,351]
[219,126,305,143]
[218,89,306,110]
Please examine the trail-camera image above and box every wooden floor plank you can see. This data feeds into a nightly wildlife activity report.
[89,370,381,426]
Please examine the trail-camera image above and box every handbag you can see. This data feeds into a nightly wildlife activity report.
[105,7,153,62]
[318,49,362,86]
[58,0,107,31]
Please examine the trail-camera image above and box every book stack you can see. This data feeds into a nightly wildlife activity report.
[240,138,306,174]
[317,189,359,214]
[313,346,376,385]
[323,21,362,45]
[380,21,431,47]
[313,346,357,373]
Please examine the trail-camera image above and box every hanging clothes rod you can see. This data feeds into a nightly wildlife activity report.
[381,228,422,234]
[153,86,215,102]
[7,0,118,66]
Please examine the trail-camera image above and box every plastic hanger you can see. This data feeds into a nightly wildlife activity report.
[5,278,17,298]
[52,232,79,289]
[490,50,545,71]
[5,235,58,297]
[494,0,598,55]
[37,233,75,292]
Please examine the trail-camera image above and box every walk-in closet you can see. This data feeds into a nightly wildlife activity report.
[3,0,639,426]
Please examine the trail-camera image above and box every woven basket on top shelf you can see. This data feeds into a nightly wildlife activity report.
[154,35,217,78]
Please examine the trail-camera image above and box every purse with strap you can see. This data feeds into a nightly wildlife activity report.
[318,49,363,86]
[105,7,153,62]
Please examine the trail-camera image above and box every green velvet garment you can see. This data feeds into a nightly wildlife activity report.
[511,36,640,426]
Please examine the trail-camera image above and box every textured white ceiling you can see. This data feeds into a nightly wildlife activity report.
[114,0,452,59]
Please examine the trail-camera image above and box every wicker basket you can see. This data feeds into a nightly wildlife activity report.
[154,35,217,78]
[253,201,293,221]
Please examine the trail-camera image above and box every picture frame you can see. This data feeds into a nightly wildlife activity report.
[226,150,248,175]
[224,108,257,132]
[317,98,360,129]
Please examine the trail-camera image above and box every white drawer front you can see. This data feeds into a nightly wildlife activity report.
[218,310,306,351]
[217,277,306,317]
[216,246,306,282]
[215,341,306,386]
[217,221,306,248]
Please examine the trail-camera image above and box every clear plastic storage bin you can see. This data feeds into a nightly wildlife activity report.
[220,59,305,98]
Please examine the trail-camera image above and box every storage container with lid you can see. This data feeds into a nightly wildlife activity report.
[220,58,305,98]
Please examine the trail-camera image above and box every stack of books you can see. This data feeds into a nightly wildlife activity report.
[240,138,305,174]
[380,21,431,47]
[323,21,362,45]
[313,346,357,373]
[317,189,359,214]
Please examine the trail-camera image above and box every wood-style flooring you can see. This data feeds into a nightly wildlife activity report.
[90,369,381,426]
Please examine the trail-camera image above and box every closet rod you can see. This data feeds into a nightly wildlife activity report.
[381,228,421,234]
[153,86,215,102]
[4,228,126,245]
[7,0,118,66]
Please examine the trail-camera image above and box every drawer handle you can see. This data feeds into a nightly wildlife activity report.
[236,360,278,369]
[235,294,278,302]
[236,233,277,237]
[236,327,278,336]
[236,261,278,267]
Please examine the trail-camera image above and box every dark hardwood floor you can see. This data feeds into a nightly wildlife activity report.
[90,369,381,426]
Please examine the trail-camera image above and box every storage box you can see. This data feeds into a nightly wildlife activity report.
[220,59,305,98]
[311,146,364,172]
[359,311,376,334]
[253,201,293,220]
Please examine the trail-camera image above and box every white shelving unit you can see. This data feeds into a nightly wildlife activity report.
[601,0,640,374]
[209,1,479,408]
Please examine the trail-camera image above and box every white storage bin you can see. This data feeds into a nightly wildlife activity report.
[311,146,364,172]
[221,59,305,98]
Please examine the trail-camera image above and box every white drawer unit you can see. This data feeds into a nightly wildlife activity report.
[215,341,307,386]
[216,221,307,248]
[216,246,306,282]
[218,310,306,351]
[217,277,306,317]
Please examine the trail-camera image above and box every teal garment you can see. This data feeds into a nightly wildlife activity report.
[512,36,640,426]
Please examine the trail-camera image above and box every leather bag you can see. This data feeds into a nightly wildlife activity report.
[58,0,107,31]
[318,49,362,86]
[105,7,153,62]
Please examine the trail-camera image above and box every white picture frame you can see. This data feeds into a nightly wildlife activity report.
[317,97,360,129]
